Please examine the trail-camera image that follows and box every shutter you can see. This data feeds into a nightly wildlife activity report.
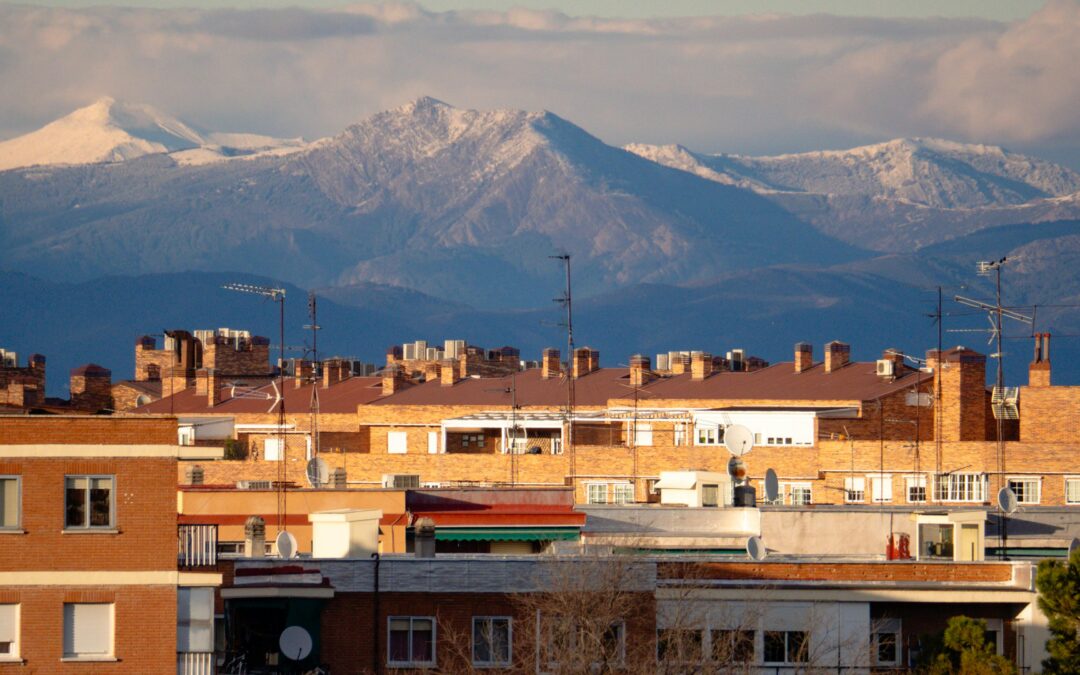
[263,438,281,461]
[65,604,111,656]
[0,605,15,644]
[871,476,892,502]
[387,432,408,454]
[427,432,439,454]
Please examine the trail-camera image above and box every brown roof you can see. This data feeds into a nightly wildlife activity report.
[134,376,385,415]
[113,380,163,396]
[372,368,634,407]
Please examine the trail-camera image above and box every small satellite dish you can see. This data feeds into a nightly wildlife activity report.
[1069,538,1080,558]
[306,457,330,488]
[727,456,747,482]
[997,487,1019,514]
[724,424,754,457]
[764,468,779,503]
[279,625,313,661]
[276,530,299,559]
[746,535,767,561]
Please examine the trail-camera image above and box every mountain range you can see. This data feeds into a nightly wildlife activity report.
[2,97,1079,390]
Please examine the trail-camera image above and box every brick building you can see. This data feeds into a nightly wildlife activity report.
[0,416,221,673]
[0,350,46,410]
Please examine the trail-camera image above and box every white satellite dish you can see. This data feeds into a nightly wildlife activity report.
[279,625,313,661]
[746,535,767,561]
[276,530,299,559]
[997,487,1019,515]
[763,468,779,503]
[724,424,754,457]
[306,457,330,488]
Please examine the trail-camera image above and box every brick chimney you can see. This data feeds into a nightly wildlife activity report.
[1030,333,1051,387]
[794,343,813,373]
[824,341,850,373]
[195,367,210,396]
[586,348,600,373]
[70,364,112,412]
[382,365,408,396]
[541,348,561,379]
[629,354,652,387]
[573,347,598,378]
[882,349,905,376]
[937,346,987,441]
[207,369,223,407]
[671,352,690,375]
[691,352,714,380]
[440,360,460,386]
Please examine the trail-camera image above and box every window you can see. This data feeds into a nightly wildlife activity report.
[461,433,485,448]
[388,616,435,667]
[870,475,893,503]
[64,476,114,529]
[763,630,807,664]
[873,619,901,667]
[612,484,634,505]
[1008,477,1041,504]
[263,438,282,461]
[632,423,653,447]
[0,605,18,660]
[63,603,113,660]
[1067,478,1080,505]
[657,628,703,664]
[387,431,407,454]
[711,629,754,663]
[674,424,686,446]
[587,484,608,504]
[178,588,214,655]
[695,425,722,445]
[844,477,865,503]
[702,484,720,507]
[543,618,624,669]
[473,617,511,668]
[784,483,812,506]
[428,431,439,454]
[906,475,927,503]
[934,473,988,502]
[0,477,20,529]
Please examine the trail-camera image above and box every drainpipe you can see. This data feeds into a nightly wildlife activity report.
[372,552,381,674]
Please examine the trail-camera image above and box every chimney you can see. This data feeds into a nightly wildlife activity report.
[323,360,336,388]
[541,348,561,379]
[414,517,436,558]
[440,360,460,386]
[573,347,596,378]
[824,341,850,373]
[794,343,813,373]
[207,369,223,407]
[69,364,112,412]
[1030,332,1052,387]
[195,368,210,396]
[671,352,691,375]
[587,348,600,373]
[629,354,652,388]
[882,349,905,374]
[937,346,987,441]
[382,365,407,396]
[691,352,714,380]
[244,515,266,558]
[422,362,440,382]
[295,360,313,389]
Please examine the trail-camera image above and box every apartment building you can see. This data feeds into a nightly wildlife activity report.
[0,416,221,673]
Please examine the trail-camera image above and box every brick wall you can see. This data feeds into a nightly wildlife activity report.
[1019,385,1080,442]
[0,417,177,445]
[203,336,271,375]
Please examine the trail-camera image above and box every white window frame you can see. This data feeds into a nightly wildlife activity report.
[873,618,902,667]
[695,424,721,446]
[1007,476,1041,505]
[387,616,436,668]
[263,438,282,461]
[934,473,988,503]
[905,475,927,503]
[673,423,686,446]
[62,602,114,661]
[0,604,19,661]
[587,483,608,505]
[541,617,625,670]
[1066,477,1080,505]
[784,482,812,506]
[427,431,439,454]
[64,475,115,530]
[387,431,408,455]
[870,474,893,503]
[0,476,21,530]
[472,616,512,668]
[844,477,865,503]
[612,483,634,505]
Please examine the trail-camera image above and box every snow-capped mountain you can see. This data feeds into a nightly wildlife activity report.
[0,97,306,171]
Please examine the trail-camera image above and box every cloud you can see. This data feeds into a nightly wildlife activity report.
[0,1,1077,159]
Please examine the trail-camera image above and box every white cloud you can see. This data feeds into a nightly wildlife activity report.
[0,1,1077,159]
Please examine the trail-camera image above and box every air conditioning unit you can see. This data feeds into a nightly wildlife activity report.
[876,359,895,377]
[382,474,421,489]
[236,480,272,490]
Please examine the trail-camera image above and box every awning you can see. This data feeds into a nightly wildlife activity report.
[435,527,580,542]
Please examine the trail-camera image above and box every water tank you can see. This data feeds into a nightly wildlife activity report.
[733,485,757,508]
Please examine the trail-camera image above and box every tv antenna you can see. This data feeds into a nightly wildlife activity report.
[551,253,576,481]
[304,292,321,460]
[224,282,288,533]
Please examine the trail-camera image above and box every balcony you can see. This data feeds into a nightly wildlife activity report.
[177,651,214,675]
[178,524,218,567]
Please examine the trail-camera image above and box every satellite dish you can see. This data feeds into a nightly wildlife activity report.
[276,530,299,559]
[746,535,767,561]
[764,468,779,503]
[279,625,313,661]
[724,424,754,457]
[306,457,330,488]
[997,487,1019,514]
[727,456,747,482]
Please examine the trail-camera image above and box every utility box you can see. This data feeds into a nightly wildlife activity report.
[309,508,382,559]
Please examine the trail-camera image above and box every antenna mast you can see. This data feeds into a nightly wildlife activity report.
[551,254,576,481]
[305,293,321,459]
[224,282,288,534]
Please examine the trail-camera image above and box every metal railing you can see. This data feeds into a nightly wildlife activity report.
[177,651,215,675]
[178,524,218,567]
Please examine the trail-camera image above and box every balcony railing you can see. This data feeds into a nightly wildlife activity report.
[178,524,218,567]
[177,651,214,675]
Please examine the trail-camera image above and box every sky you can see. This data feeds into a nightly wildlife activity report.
[1,0,1078,166]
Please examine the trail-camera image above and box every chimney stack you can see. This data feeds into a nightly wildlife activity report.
[671,352,690,375]
[207,369,223,407]
[69,364,112,412]
[414,517,436,558]
[541,348,561,379]
[1030,332,1052,387]
[440,360,460,386]
[629,354,652,387]
[824,341,850,373]
[691,352,714,380]
[882,349,905,375]
[382,365,408,396]
[573,347,598,378]
[794,343,813,373]
[244,515,266,558]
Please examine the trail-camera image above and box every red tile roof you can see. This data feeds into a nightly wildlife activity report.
[134,376,385,415]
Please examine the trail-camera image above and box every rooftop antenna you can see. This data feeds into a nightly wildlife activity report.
[304,292,321,460]
[223,282,288,534]
[551,253,576,482]
[485,371,521,485]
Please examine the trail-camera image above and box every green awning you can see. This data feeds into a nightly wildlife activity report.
[436,527,580,542]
